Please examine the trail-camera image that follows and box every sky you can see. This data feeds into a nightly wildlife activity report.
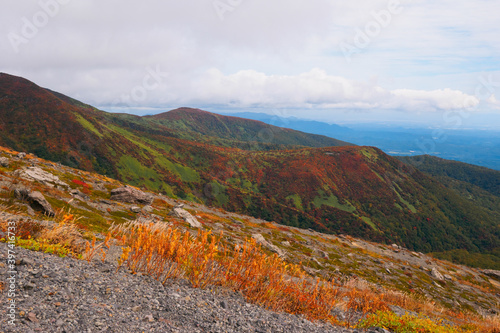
[1,0,500,128]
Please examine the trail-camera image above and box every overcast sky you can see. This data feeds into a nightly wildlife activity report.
[1,0,500,127]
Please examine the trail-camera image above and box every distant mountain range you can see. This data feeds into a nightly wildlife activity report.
[222,112,500,171]
[1,72,498,268]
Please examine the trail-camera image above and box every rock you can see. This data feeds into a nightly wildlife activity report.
[431,268,444,281]
[142,205,153,214]
[143,314,154,322]
[281,241,291,247]
[15,188,55,216]
[252,233,285,258]
[130,206,142,213]
[17,152,27,159]
[0,156,9,167]
[482,269,500,280]
[110,186,153,205]
[444,274,454,281]
[172,207,202,228]
[27,312,38,323]
[70,189,89,200]
[220,300,228,309]
[20,167,67,187]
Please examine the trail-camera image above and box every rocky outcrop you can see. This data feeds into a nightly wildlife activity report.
[20,167,67,187]
[482,269,500,281]
[252,233,285,258]
[172,204,202,228]
[110,186,153,205]
[15,187,55,217]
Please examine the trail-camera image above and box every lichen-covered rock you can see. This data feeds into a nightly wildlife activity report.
[20,167,67,187]
[0,156,9,167]
[15,187,55,216]
[430,267,444,281]
[110,186,153,205]
[252,233,285,258]
[172,206,202,228]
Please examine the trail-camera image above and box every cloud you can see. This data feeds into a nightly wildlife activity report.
[188,68,479,112]
[0,0,497,124]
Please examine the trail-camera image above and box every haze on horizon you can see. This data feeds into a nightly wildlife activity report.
[1,0,500,128]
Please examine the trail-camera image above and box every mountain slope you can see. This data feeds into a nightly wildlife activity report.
[0,73,498,268]
[398,155,500,197]
[146,107,352,148]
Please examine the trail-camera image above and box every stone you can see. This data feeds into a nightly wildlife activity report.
[252,233,285,258]
[15,188,55,217]
[17,152,27,159]
[172,207,202,228]
[27,191,55,217]
[431,268,444,281]
[142,205,153,214]
[0,156,9,167]
[130,206,141,213]
[27,312,38,323]
[482,269,500,280]
[110,186,153,205]
[21,167,67,187]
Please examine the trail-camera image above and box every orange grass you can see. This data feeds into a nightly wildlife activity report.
[109,221,342,324]
[86,221,499,332]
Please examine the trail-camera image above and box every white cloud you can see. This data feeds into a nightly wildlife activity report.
[0,0,498,124]
[188,68,478,111]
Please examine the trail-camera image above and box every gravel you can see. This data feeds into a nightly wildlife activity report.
[0,243,381,333]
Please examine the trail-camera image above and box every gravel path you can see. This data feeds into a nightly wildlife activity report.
[0,243,381,333]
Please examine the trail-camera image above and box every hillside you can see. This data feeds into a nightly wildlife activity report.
[398,155,500,197]
[0,73,499,270]
[398,155,500,268]
[1,146,500,332]
[146,107,351,148]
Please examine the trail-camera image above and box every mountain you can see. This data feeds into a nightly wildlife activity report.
[1,145,499,331]
[397,155,500,268]
[0,73,499,269]
[398,155,500,197]
[146,108,351,148]
[227,111,500,171]
[220,111,353,137]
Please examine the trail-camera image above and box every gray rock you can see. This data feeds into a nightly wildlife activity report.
[172,207,202,228]
[110,186,153,205]
[252,233,285,258]
[130,206,142,213]
[430,267,444,281]
[482,269,500,280]
[21,166,67,187]
[0,156,9,167]
[17,152,27,159]
[142,205,154,214]
[15,187,55,216]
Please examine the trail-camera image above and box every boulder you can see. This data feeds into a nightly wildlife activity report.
[15,187,54,217]
[0,156,9,167]
[482,269,500,280]
[130,206,141,213]
[252,233,285,258]
[110,186,153,205]
[172,206,202,228]
[430,267,444,281]
[20,167,67,187]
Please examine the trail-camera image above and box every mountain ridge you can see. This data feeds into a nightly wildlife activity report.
[0,73,498,269]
